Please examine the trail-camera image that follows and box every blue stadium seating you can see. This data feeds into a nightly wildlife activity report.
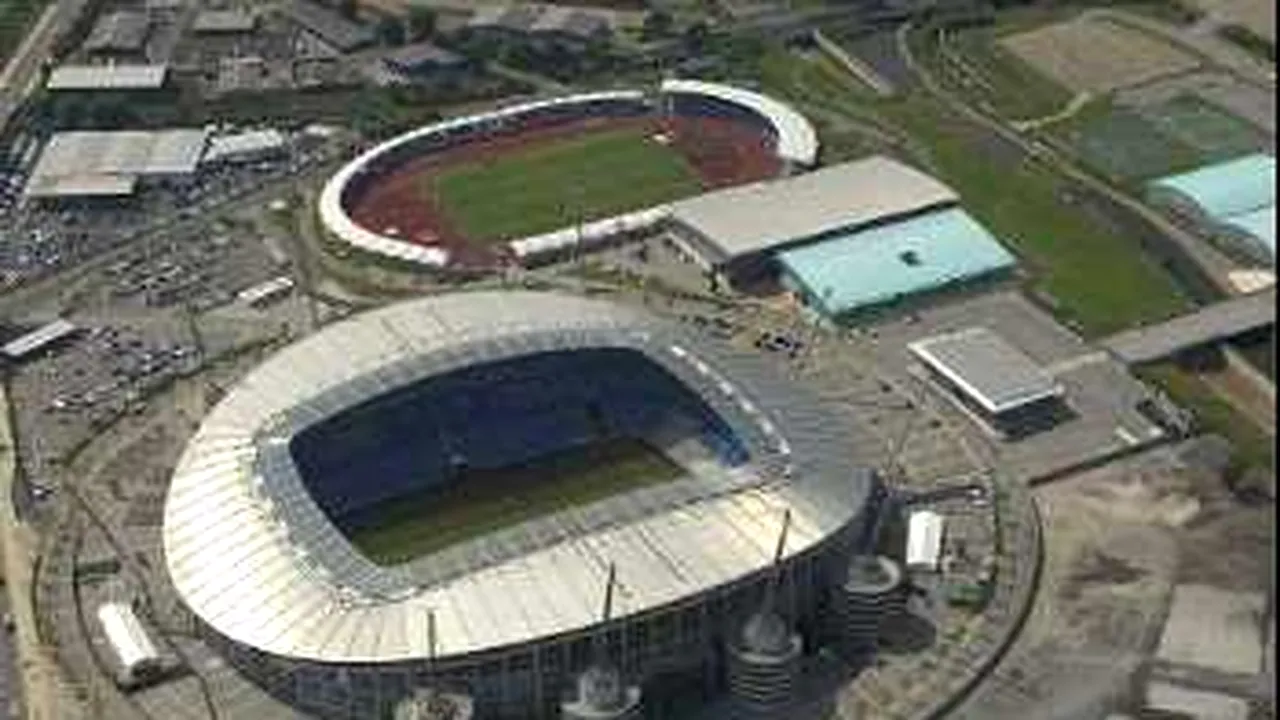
[289,349,747,527]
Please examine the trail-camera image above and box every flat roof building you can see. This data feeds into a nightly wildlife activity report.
[202,129,287,165]
[285,0,376,52]
[909,327,1067,438]
[777,207,1016,318]
[666,157,958,273]
[1,319,78,359]
[26,129,207,200]
[84,11,151,54]
[45,64,168,91]
[905,510,944,573]
[382,42,469,76]
[96,603,162,687]
[192,9,258,34]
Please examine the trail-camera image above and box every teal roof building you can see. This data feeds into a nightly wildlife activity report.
[1148,153,1276,265]
[776,208,1016,319]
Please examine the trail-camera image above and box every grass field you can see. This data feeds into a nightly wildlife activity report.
[432,128,702,243]
[347,437,686,565]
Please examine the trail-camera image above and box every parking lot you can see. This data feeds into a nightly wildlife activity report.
[0,132,345,290]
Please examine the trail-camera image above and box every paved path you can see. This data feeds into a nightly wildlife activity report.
[1100,286,1276,364]
[0,385,79,720]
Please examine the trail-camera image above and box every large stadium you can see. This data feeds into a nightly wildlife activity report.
[318,81,818,268]
[161,291,881,719]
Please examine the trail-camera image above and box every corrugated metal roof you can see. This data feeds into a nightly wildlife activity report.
[1222,205,1276,260]
[908,327,1063,415]
[163,291,870,663]
[46,64,167,90]
[28,130,207,185]
[670,157,958,265]
[1149,153,1276,220]
[777,207,1014,316]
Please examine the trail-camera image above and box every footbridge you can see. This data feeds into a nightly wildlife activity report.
[1101,287,1276,364]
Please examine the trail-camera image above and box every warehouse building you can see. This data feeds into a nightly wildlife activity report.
[381,42,473,85]
[285,0,376,52]
[84,11,151,56]
[201,128,287,165]
[1,319,78,361]
[1147,153,1275,266]
[776,207,1016,319]
[909,327,1068,438]
[665,157,958,284]
[45,64,168,91]
[191,9,258,34]
[24,129,207,201]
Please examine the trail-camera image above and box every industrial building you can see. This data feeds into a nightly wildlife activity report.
[909,327,1068,438]
[191,9,258,34]
[776,207,1017,319]
[1147,153,1276,266]
[1,319,78,361]
[24,129,208,200]
[83,10,151,56]
[284,0,376,52]
[162,291,883,719]
[44,64,168,91]
[201,129,288,165]
[905,510,945,573]
[665,156,959,283]
[381,42,473,84]
[96,602,163,688]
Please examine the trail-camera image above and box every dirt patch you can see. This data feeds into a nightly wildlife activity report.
[1001,17,1199,94]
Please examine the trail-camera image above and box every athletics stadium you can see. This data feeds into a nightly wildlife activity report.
[318,80,818,268]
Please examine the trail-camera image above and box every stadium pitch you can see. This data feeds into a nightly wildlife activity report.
[431,127,702,243]
[347,437,686,565]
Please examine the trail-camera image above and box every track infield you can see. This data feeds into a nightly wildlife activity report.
[346,437,687,566]
[430,127,702,244]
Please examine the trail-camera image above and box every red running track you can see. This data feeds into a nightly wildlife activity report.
[342,115,782,269]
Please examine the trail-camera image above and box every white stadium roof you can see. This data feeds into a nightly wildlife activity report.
[669,156,959,265]
[319,91,646,268]
[45,64,168,90]
[163,291,869,663]
[909,327,1064,415]
[660,79,818,167]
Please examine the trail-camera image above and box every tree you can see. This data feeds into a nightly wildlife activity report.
[376,15,406,45]
[640,9,672,41]
[407,6,436,41]
[683,21,709,54]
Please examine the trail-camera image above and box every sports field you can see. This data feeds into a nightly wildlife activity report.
[347,437,687,565]
[431,128,703,243]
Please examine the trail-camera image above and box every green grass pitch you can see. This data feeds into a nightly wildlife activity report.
[431,128,703,243]
[347,437,686,566]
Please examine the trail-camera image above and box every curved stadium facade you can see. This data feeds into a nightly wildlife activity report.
[162,291,880,719]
